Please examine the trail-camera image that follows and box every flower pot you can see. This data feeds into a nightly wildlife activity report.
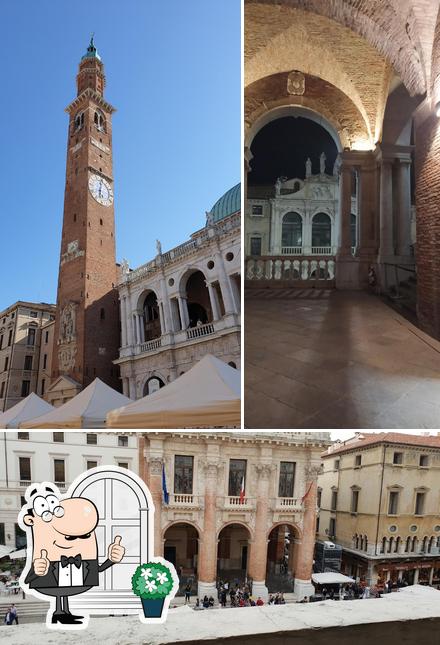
[141,597,165,618]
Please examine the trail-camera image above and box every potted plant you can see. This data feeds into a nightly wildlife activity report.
[132,557,178,623]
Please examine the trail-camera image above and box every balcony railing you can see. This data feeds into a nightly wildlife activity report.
[186,322,215,340]
[281,246,302,255]
[246,256,336,283]
[168,494,200,507]
[274,497,303,511]
[139,338,162,353]
[311,246,332,255]
[224,495,253,508]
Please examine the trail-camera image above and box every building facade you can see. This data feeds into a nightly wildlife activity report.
[0,302,56,412]
[116,186,241,399]
[139,431,330,600]
[0,431,138,550]
[246,155,358,260]
[318,433,440,589]
[48,37,121,406]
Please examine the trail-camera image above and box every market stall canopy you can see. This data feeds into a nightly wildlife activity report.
[312,573,356,585]
[20,379,131,429]
[8,548,27,559]
[0,545,15,558]
[107,354,241,429]
[0,393,54,429]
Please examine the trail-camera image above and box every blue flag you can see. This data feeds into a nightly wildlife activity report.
[162,463,169,505]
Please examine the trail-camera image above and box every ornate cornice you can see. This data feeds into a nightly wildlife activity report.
[65,87,116,115]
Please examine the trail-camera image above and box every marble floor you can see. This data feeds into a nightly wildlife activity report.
[245,289,440,429]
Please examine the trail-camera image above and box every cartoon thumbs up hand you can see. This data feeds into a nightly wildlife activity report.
[108,535,125,563]
[34,549,50,576]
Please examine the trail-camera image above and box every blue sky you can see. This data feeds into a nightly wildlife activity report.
[0,0,241,310]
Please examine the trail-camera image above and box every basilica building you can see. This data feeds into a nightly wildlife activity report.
[115,186,241,399]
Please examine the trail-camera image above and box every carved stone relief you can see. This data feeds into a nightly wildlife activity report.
[287,71,305,96]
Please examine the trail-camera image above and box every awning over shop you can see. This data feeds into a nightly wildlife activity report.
[312,572,355,585]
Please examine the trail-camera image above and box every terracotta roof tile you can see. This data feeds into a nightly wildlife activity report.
[322,433,440,458]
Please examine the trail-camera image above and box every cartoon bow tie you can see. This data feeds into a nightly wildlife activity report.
[60,554,82,569]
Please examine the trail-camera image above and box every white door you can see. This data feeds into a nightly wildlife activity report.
[68,468,151,614]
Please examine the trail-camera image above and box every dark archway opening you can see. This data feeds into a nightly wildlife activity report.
[185,271,212,327]
[217,524,251,585]
[164,522,199,595]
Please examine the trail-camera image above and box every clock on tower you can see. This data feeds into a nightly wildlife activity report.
[47,37,121,403]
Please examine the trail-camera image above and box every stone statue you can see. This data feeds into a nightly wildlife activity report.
[156,239,162,255]
[305,157,312,178]
[275,177,283,196]
[206,211,214,227]
[320,152,327,175]
[120,258,129,274]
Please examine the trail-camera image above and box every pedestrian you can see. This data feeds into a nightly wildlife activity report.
[4,607,11,625]
[203,595,210,609]
[9,604,18,625]
[279,593,285,604]
[256,596,264,606]
[208,595,215,607]
[184,582,191,604]
[194,598,203,610]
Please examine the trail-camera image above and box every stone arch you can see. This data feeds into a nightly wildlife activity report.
[245,103,343,152]
[281,211,303,249]
[142,374,166,397]
[179,267,213,327]
[162,519,202,538]
[217,521,254,541]
[217,523,252,582]
[311,212,333,248]
[163,521,200,583]
[136,288,162,341]
[266,521,303,541]
[245,0,428,97]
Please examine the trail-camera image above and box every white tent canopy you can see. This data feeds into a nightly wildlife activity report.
[107,354,241,429]
[312,573,356,585]
[0,393,54,429]
[8,548,27,559]
[0,545,15,558]
[21,378,131,429]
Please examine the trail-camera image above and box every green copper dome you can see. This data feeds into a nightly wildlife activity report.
[209,183,241,223]
[82,35,101,61]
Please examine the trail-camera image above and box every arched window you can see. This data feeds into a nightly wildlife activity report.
[312,213,331,248]
[405,537,411,553]
[143,376,165,396]
[411,537,417,552]
[281,212,302,249]
[351,213,357,250]
[421,536,428,553]
[354,534,359,549]
[388,536,394,553]
[364,535,368,552]
[142,292,161,340]
[394,536,401,553]
[381,537,387,554]
[428,536,435,553]
[94,110,105,132]
[293,181,301,193]
[74,111,84,132]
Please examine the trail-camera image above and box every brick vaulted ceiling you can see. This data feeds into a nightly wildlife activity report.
[245,0,440,146]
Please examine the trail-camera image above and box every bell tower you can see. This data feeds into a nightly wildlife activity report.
[49,37,120,401]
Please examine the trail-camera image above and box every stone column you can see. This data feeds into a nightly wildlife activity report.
[396,158,412,258]
[337,162,352,257]
[379,158,395,258]
[120,297,127,347]
[358,161,377,257]
[178,296,190,330]
[429,567,434,586]
[128,376,136,400]
[413,568,419,584]
[126,307,134,347]
[198,461,221,599]
[229,275,241,314]
[157,300,165,335]
[294,465,320,600]
[206,282,221,321]
[159,275,173,334]
[122,377,129,397]
[148,456,165,558]
[248,463,273,602]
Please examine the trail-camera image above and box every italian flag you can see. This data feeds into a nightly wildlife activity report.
[239,476,245,504]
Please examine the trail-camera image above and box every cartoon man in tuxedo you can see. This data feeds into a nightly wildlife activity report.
[20,482,125,628]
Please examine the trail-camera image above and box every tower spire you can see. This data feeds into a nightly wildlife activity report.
[82,33,101,61]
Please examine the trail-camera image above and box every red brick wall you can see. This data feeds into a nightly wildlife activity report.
[415,13,440,339]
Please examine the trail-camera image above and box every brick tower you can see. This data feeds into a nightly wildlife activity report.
[48,37,120,403]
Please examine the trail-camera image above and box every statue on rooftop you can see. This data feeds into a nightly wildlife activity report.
[320,152,327,175]
[305,157,312,178]
[156,239,162,255]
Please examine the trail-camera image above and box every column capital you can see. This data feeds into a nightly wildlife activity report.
[304,464,322,482]
[201,459,225,477]
[147,457,164,476]
[254,462,275,480]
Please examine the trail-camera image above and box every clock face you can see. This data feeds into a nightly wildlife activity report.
[88,174,113,206]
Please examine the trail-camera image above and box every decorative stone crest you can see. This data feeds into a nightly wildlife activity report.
[58,302,77,345]
[58,345,77,372]
[305,464,322,482]
[147,457,164,476]
[254,463,275,480]
[287,70,305,96]
[60,240,85,266]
